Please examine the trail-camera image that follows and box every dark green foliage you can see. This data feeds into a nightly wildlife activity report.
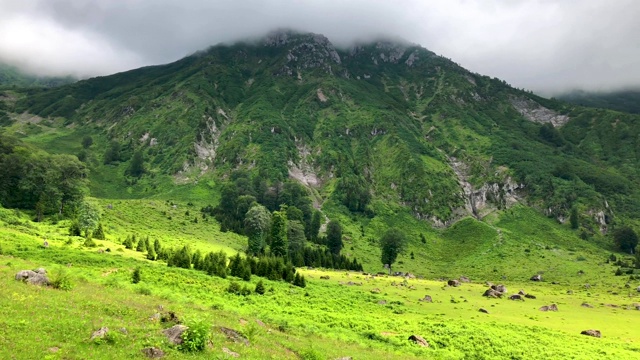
[559,89,640,114]
[136,237,147,252]
[126,150,145,178]
[613,226,639,254]
[380,228,407,273]
[168,245,192,269]
[244,204,271,256]
[569,207,579,230]
[226,281,241,294]
[202,251,227,278]
[270,210,288,257]
[240,285,252,296]
[83,237,97,247]
[326,221,343,255]
[69,222,82,237]
[293,273,306,288]
[92,223,105,240]
[81,136,93,149]
[146,246,157,261]
[287,220,307,255]
[255,280,265,294]
[335,175,370,212]
[123,235,135,250]
[132,267,141,284]
[310,210,322,241]
[154,239,162,254]
[103,141,121,165]
[50,269,74,291]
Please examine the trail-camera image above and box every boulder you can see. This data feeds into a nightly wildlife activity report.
[320,275,330,280]
[479,308,489,314]
[15,270,50,286]
[408,334,429,347]
[163,325,188,345]
[141,347,165,358]
[636,286,640,293]
[518,290,526,295]
[491,284,507,294]
[220,327,249,346]
[509,294,524,301]
[540,304,558,312]
[581,303,594,308]
[530,274,542,282]
[483,288,502,298]
[447,279,460,287]
[459,276,470,283]
[581,329,601,338]
[419,295,433,303]
[370,288,381,294]
[378,300,387,305]
[524,294,536,299]
[91,327,109,340]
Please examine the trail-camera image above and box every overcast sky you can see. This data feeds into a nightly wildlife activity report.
[1,0,638,95]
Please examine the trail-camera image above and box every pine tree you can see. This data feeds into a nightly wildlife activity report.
[136,237,146,252]
[92,223,106,240]
[154,239,162,254]
[255,280,265,295]
[270,210,288,257]
[132,267,141,284]
[326,220,343,255]
[147,246,157,261]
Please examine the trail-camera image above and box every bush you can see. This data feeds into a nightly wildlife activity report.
[299,348,323,360]
[132,267,141,284]
[255,280,265,295]
[227,281,241,295]
[136,286,152,296]
[69,222,82,236]
[83,237,97,247]
[240,285,252,296]
[51,269,74,291]
[179,319,210,352]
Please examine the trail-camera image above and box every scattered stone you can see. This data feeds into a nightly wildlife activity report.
[43,240,49,248]
[15,269,50,286]
[539,304,558,312]
[419,295,433,303]
[408,334,429,347]
[605,304,619,308]
[459,276,470,283]
[491,284,507,294]
[222,347,240,358]
[584,284,591,289]
[239,319,248,326]
[530,274,542,282]
[163,325,188,345]
[160,311,180,324]
[256,319,266,327]
[524,294,536,299]
[48,347,60,353]
[149,313,161,321]
[636,286,640,293]
[479,308,489,314]
[378,300,387,305]
[220,327,249,346]
[320,275,330,280]
[141,347,165,358]
[370,288,381,294]
[581,303,594,308]
[447,279,460,287]
[509,294,524,301]
[346,281,362,286]
[581,329,601,338]
[119,327,128,335]
[483,289,502,298]
[518,290,526,295]
[91,327,109,340]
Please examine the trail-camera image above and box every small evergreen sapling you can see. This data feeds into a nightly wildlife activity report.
[255,280,265,294]
[132,267,141,284]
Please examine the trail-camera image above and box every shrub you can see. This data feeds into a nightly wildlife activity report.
[255,280,265,295]
[240,285,252,296]
[615,268,623,276]
[69,222,81,236]
[179,319,210,352]
[92,223,105,240]
[83,238,97,247]
[136,286,152,296]
[132,267,141,284]
[51,269,74,291]
[299,348,323,360]
[227,281,241,295]
[0,243,3,255]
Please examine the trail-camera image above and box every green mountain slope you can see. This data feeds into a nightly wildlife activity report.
[0,62,75,88]
[558,89,640,114]
[3,30,640,235]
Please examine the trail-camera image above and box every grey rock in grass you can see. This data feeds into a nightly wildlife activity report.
[491,284,507,294]
[530,274,543,282]
[163,325,188,345]
[419,295,433,303]
[636,286,640,293]
[479,308,490,314]
[518,290,526,295]
[459,276,470,283]
[141,347,165,358]
[581,329,601,338]
[539,304,558,312]
[447,279,460,287]
[483,288,503,298]
[220,327,249,346]
[15,269,50,286]
[524,294,536,299]
[91,327,109,340]
[222,347,240,358]
[509,294,524,301]
[581,303,594,308]
[378,300,387,305]
[408,334,429,347]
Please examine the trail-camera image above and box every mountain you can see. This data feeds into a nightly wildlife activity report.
[558,89,640,114]
[3,30,640,234]
[0,62,76,88]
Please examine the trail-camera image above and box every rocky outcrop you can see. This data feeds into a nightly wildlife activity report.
[15,268,49,286]
[581,329,601,338]
[141,347,165,358]
[265,30,341,75]
[163,325,188,345]
[510,97,569,127]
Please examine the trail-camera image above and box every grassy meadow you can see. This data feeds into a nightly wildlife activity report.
[2,200,640,359]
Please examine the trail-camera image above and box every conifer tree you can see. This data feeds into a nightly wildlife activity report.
[270,210,288,257]
[132,267,141,284]
[147,246,157,261]
[254,280,265,295]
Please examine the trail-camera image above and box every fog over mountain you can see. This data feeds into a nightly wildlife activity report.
[1,0,638,94]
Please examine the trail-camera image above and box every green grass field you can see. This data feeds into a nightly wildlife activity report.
[2,201,640,359]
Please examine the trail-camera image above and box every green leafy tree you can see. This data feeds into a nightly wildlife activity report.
[379,228,407,274]
[270,210,288,257]
[326,220,343,255]
[570,206,579,230]
[244,204,271,255]
[77,201,100,237]
[103,141,121,164]
[613,226,639,254]
[287,220,307,255]
[127,150,145,178]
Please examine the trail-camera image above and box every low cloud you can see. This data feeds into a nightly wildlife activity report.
[0,0,638,94]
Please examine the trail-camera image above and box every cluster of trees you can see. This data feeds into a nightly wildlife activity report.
[122,234,162,260]
[0,134,88,220]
